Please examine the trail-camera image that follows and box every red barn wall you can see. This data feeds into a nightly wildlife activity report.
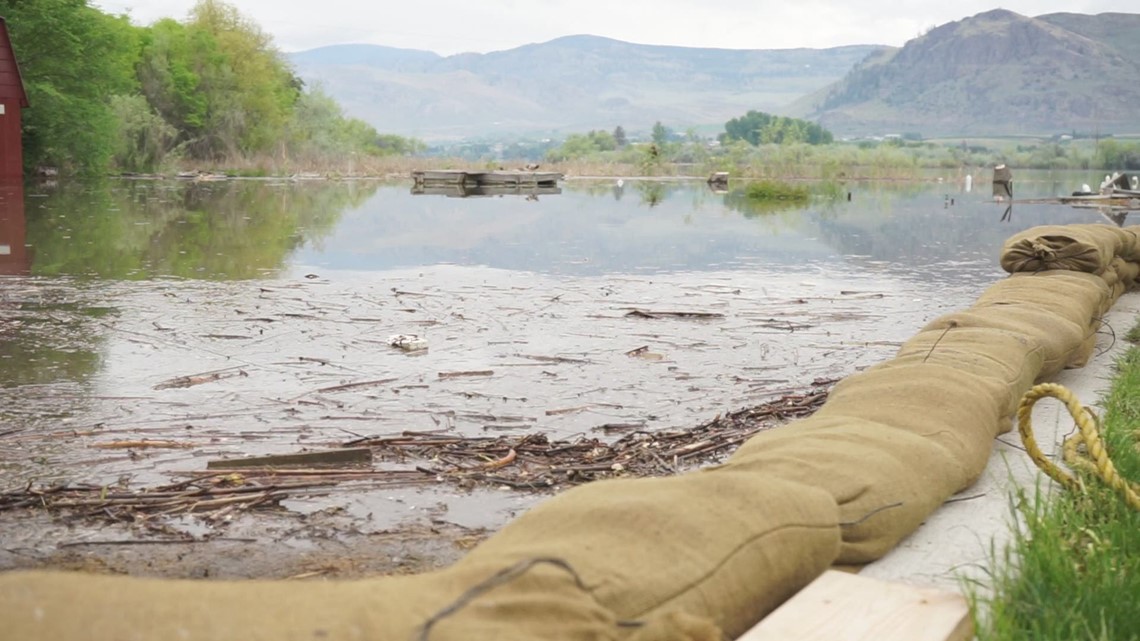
[0,20,26,180]
[0,96,21,179]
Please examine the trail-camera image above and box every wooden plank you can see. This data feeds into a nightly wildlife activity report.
[411,184,562,198]
[206,447,373,470]
[738,570,972,641]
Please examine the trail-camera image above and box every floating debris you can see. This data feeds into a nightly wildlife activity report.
[92,440,195,450]
[624,309,725,320]
[1,381,836,523]
[347,378,836,490]
[625,345,665,360]
[388,334,429,352]
[438,370,494,379]
[206,448,374,470]
[153,367,248,390]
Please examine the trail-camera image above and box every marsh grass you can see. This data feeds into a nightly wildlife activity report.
[973,339,1140,641]
[743,180,811,202]
[169,144,969,182]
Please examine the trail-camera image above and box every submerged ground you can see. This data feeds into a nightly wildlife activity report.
[0,173,1122,577]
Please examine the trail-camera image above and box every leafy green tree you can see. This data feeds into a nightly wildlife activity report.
[651,121,671,147]
[185,0,301,158]
[4,0,418,174]
[372,133,425,156]
[613,125,628,148]
[1095,140,1140,170]
[722,110,833,147]
[286,88,348,156]
[111,94,177,171]
[723,110,771,145]
[136,18,214,150]
[2,0,141,174]
[545,130,618,161]
[285,87,422,160]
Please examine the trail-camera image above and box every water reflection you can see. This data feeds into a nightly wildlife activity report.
[25,180,379,280]
[16,174,1124,285]
[0,182,28,275]
[412,184,562,198]
[0,293,104,389]
[295,175,1112,281]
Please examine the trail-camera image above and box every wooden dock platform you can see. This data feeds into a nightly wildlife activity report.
[412,169,562,188]
[411,184,562,198]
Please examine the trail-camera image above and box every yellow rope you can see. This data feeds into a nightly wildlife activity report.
[1016,382,1140,510]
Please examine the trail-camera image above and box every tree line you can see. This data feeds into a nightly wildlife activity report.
[721,110,833,146]
[2,0,422,175]
[545,112,834,164]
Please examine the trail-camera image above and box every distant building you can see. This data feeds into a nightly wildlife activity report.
[0,17,29,180]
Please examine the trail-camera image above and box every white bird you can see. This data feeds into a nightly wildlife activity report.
[616,179,624,188]
[1082,183,1091,193]
[1132,175,1139,190]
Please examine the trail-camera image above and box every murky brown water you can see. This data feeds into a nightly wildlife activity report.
[0,173,1117,576]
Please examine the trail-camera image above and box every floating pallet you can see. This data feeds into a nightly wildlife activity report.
[411,170,562,188]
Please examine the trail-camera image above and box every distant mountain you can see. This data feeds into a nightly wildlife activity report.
[291,44,441,69]
[794,10,1140,136]
[288,37,884,140]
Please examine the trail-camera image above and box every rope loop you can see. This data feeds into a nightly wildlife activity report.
[1016,382,1140,511]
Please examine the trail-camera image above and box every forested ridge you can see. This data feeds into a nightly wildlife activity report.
[1,0,421,176]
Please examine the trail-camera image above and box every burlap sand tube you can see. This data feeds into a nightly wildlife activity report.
[2,224,1138,639]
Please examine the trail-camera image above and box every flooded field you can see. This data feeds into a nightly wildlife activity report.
[0,173,1115,577]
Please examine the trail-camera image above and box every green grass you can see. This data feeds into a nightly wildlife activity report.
[1125,323,1140,345]
[743,180,810,202]
[973,332,1140,641]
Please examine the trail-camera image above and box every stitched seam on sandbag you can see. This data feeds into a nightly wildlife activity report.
[415,557,645,640]
[622,520,838,621]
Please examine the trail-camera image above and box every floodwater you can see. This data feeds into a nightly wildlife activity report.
[0,172,1123,576]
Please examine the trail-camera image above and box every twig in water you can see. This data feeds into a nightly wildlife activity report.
[438,370,494,379]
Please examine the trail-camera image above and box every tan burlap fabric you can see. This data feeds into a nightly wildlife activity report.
[1,474,840,640]
[999,224,1139,274]
[3,224,1138,640]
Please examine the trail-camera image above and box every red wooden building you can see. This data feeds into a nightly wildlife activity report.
[0,18,27,273]
[0,17,28,180]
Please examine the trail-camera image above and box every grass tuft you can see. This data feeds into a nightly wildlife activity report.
[1125,323,1140,344]
[973,319,1140,641]
[743,180,811,202]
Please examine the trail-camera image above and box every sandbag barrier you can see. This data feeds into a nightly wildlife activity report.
[3,224,1139,641]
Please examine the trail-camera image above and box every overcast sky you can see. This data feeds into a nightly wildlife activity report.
[91,1,1137,55]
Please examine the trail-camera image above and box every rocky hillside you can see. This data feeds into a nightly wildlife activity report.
[289,37,882,140]
[795,10,1140,136]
